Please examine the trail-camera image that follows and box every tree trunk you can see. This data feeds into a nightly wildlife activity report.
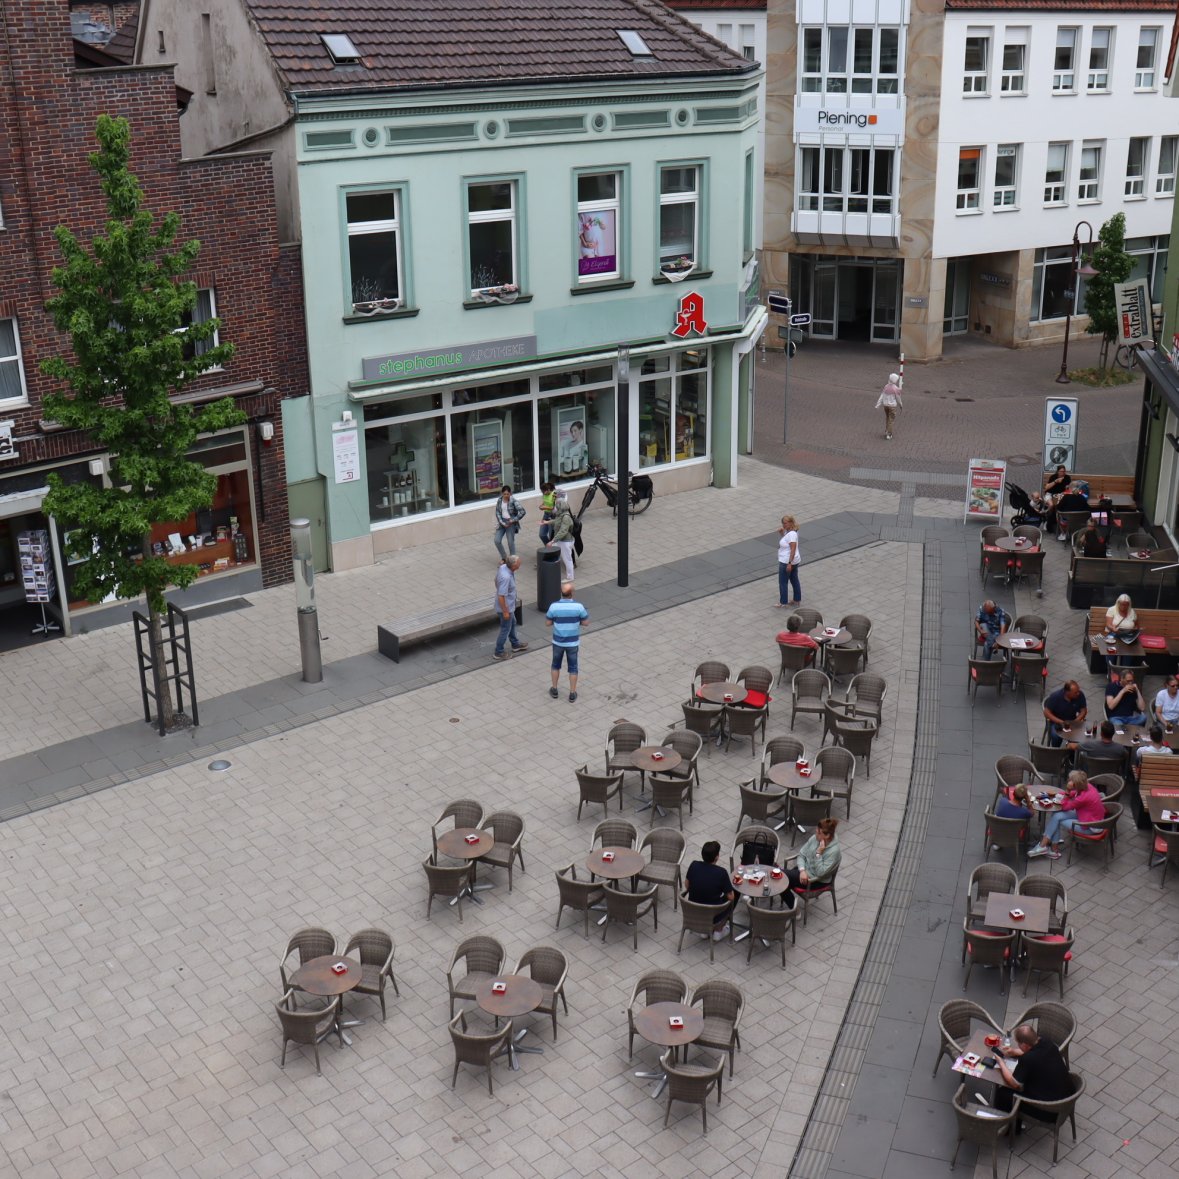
[147,604,176,730]
[1098,336,1110,373]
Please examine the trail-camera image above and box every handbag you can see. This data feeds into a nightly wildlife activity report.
[741,834,776,866]
[572,519,584,557]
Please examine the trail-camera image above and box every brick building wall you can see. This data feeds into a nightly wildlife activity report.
[0,0,306,590]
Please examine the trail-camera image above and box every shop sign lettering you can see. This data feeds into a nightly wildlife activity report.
[362,335,537,382]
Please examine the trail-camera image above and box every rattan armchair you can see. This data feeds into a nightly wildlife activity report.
[512,946,569,1040]
[724,701,767,755]
[789,794,832,845]
[689,979,744,1077]
[777,639,815,684]
[731,825,781,870]
[735,665,774,712]
[431,799,485,859]
[814,746,855,818]
[821,698,853,743]
[1153,823,1179,887]
[789,607,824,630]
[590,817,639,851]
[446,934,506,1018]
[1021,927,1074,998]
[575,763,624,819]
[448,1012,513,1096]
[1009,1000,1076,1066]
[968,657,1005,704]
[950,1084,1018,1179]
[1017,1072,1084,1165]
[966,862,1018,925]
[676,897,731,962]
[648,773,691,829]
[479,810,526,889]
[1064,802,1121,867]
[605,721,647,787]
[660,1050,725,1132]
[831,718,876,777]
[554,862,606,936]
[791,669,830,729]
[761,736,805,786]
[691,661,730,698]
[1017,874,1068,933]
[983,810,1028,864]
[793,862,839,925]
[845,673,886,727]
[1028,740,1070,786]
[824,643,863,685]
[627,968,687,1058]
[839,613,873,667]
[600,881,659,950]
[962,920,1015,995]
[744,893,798,967]
[736,780,788,831]
[637,829,686,908]
[931,998,1002,1077]
[995,755,1042,791]
[274,989,342,1074]
[343,928,400,1020]
[660,728,704,799]
[680,698,724,749]
[423,855,475,922]
[279,927,336,993]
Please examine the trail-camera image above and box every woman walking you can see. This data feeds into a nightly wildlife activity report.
[875,372,903,439]
[777,514,802,606]
[549,491,577,581]
[493,484,525,559]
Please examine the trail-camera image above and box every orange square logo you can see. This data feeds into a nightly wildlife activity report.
[868,115,878,124]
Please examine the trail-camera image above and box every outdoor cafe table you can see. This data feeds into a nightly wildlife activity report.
[633,1002,704,1097]
[697,682,748,706]
[810,625,852,646]
[766,761,823,794]
[585,846,645,881]
[992,537,1040,554]
[1144,791,1179,824]
[1088,493,1137,511]
[627,746,683,813]
[1103,723,1179,750]
[994,631,1042,653]
[982,892,1051,935]
[730,863,792,943]
[474,974,545,1068]
[436,827,495,905]
[952,1028,1015,1091]
[1089,634,1146,662]
[290,955,363,1045]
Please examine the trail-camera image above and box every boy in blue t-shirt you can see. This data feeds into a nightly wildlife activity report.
[546,582,589,702]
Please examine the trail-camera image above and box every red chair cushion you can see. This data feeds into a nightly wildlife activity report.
[1140,634,1167,650]
[966,941,1011,959]
[971,668,978,680]
[741,690,771,709]
[1073,828,1107,842]
[1154,834,1169,855]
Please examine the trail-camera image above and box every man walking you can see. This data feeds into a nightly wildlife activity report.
[875,372,903,439]
[546,581,588,701]
[493,555,528,661]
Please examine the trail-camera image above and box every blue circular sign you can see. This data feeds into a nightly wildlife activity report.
[1051,403,1072,423]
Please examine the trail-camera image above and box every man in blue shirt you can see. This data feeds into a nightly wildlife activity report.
[546,581,589,702]
[493,555,528,660]
[974,600,1009,660]
[1043,680,1087,747]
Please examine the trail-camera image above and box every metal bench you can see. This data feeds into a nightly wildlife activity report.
[378,600,522,662]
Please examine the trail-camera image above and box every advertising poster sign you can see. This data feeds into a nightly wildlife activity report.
[1113,278,1152,345]
[331,424,359,484]
[964,459,1007,522]
[471,419,504,494]
[577,210,617,277]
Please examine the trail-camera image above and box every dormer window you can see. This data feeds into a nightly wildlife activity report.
[617,30,652,57]
[321,33,361,64]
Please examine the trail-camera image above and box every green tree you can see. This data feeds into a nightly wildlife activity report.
[41,115,242,730]
[1082,211,1134,372]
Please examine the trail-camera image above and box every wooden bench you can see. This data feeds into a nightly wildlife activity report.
[1080,604,1179,671]
[378,600,523,662]
[1043,472,1136,497]
[1136,756,1179,829]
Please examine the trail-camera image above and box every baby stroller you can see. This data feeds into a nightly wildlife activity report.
[1007,483,1044,528]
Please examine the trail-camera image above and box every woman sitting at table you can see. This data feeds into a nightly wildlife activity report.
[1105,594,1138,634]
[1028,770,1105,859]
[785,818,841,898]
[1105,667,1147,727]
[995,783,1033,820]
[1044,465,1071,498]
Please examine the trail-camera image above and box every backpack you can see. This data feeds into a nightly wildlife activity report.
[572,518,584,556]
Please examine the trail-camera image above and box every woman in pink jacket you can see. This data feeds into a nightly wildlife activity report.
[1028,770,1106,859]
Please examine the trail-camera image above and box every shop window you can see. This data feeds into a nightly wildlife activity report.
[365,417,449,521]
[1031,245,1090,321]
[1157,137,1176,196]
[993,144,1019,208]
[1124,235,1170,302]
[1077,142,1101,202]
[963,32,990,94]
[1087,27,1112,92]
[1136,28,1159,89]
[1000,29,1027,94]
[1044,142,1069,205]
[658,165,700,273]
[576,171,621,283]
[0,317,28,405]
[1125,138,1149,198]
[176,288,221,361]
[538,384,615,485]
[956,148,982,211]
[637,349,709,469]
[1053,28,1077,92]
[467,179,519,296]
[451,399,535,506]
[346,189,403,312]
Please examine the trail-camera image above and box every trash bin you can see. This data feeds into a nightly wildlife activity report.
[536,547,562,613]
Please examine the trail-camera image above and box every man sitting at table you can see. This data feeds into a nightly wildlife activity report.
[992,1025,1072,1121]
[1078,517,1108,558]
[1152,677,1179,729]
[1072,720,1127,771]
[1135,726,1173,772]
[1105,668,1147,727]
[683,840,736,941]
[1028,770,1105,858]
[974,600,1009,660]
[776,615,818,667]
[1043,680,1087,747]
[1053,486,1090,539]
[995,784,1033,820]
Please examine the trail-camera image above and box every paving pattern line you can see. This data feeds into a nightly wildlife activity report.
[787,542,942,1179]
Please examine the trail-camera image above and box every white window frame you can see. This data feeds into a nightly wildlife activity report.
[963,31,990,94]
[1044,142,1070,206]
[993,144,1020,208]
[1000,31,1027,94]
[1078,141,1102,203]
[174,288,222,367]
[346,189,404,312]
[1125,138,1149,198]
[957,147,983,212]
[1157,137,1177,196]
[796,146,896,215]
[798,26,900,97]
[658,164,701,272]
[1053,27,1077,92]
[1136,27,1159,90]
[575,171,621,284]
[738,23,756,60]
[0,316,29,407]
[466,179,519,296]
[1087,27,1112,93]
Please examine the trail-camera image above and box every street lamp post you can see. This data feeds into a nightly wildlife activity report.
[1056,219,1097,384]
[616,344,630,588]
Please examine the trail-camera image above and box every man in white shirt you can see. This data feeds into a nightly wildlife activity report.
[1152,677,1179,728]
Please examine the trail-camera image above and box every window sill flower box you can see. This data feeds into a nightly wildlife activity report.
[659,258,696,282]
[351,297,404,316]
[474,284,520,304]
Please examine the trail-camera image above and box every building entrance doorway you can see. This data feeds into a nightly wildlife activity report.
[789,255,901,343]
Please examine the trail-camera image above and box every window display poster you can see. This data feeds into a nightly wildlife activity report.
[577,210,616,277]
[471,419,504,494]
[555,405,589,476]
[332,424,360,484]
[964,459,1006,522]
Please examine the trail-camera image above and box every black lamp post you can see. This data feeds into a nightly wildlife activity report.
[1055,219,1099,384]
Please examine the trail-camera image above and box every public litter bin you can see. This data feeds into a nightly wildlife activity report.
[536,547,562,612]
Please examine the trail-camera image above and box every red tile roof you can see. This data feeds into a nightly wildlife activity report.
[946,0,1175,9]
[245,0,756,94]
[664,1,766,9]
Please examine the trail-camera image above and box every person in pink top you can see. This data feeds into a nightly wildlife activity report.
[1028,770,1106,859]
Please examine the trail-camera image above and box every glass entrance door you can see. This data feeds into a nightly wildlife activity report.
[812,260,837,338]
[943,258,970,335]
[870,262,900,342]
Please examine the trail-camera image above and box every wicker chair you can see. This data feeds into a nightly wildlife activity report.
[790,669,830,729]
[479,810,526,889]
[761,736,805,786]
[736,780,788,831]
[274,990,342,1074]
[983,810,1027,864]
[660,728,704,799]
[423,856,474,922]
[691,661,730,699]
[1057,509,1090,540]
[1028,741,1070,786]
[1075,748,1127,780]
[777,639,815,684]
[1064,802,1121,867]
[279,927,336,993]
[431,799,485,860]
[601,882,659,950]
[814,745,855,818]
[627,968,688,1058]
[1012,614,1048,647]
[648,773,691,828]
[950,1084,1018,1179]
[1021,927,1074,998]
[724,702,767,755]
[735,665,774,713]
[744,893,799,966]
[446,935,506,1018]
[1153,823,1179,887]
[931,998,1002,1077]
[512,946,569,1040]
[832,718,876,777]
[690,979,744,1077]
[995,755,1042,791]
[1126,529,1156,551]
[731,825,781,870]
[590,817,639,850]
[821,698,853,744]
[824,643,864,685]
[845,673,887,727]
[1017,873,1068,933]
[605,721,647,788]
[792,862,839,926]
[637,829,686,908]
[575,764,623,819]
[839,613,873,667]
[343,928,400,1020]
[448,1012,513,1096]
[962,921,1015,995]
[1012,525,1042,546]
[790,607,824,630]
[789,794,832,845]
[554,863,606,936]
[1018,1071,1085,1165]
[661,1050,725,1132]
[676,898,732,962]
[680,698,724,749]
[968,657,1004,704]
[1010,652,1049,703]
[1010,1001,1076,1066]
[966,862,1018,925]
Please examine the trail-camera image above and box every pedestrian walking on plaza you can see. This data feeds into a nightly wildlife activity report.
[538,480,556,545]
[777,514,802,606]
[493,484,526,560]
[493,554,528,661]
[875,372,903,439]
[549,491,577,582]
[546,581,588,701]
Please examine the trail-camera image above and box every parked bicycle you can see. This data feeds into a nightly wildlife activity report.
[1113,310,1163,370]
[576,463,655,519]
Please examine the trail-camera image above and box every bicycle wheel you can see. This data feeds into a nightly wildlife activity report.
[1113,345,1136,371]
[576,484,597,518]
[629,487,654,516]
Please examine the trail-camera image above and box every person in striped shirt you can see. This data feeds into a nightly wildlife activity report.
[546,582,589,702]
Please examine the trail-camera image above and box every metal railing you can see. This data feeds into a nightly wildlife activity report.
[133,602,199,736]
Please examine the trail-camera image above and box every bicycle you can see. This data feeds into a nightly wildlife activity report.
[576,463,655,519]
[1113,310,1163,370]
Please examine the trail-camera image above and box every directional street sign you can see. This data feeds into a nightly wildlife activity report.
[767,293,791,314]
[790,313,811,326]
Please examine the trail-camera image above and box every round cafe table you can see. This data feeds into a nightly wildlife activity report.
[630,746,683,814]
[766,761,822,793]
[994,631,1042,653]
[1127,548,1157,561]
[436,827,495,905]
[810,626,851,646]
[697,681,748,706]
[730,863,792,942]
[585,846,645,881]
[633,1001,704,1096]
[992,536,1039,553]
[289,955,363,1045]
[475,974,545,1068]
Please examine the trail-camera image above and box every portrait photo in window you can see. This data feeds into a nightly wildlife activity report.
[577,210,617,278]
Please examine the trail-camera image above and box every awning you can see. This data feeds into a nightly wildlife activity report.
[0,486,49,517]
[1138,346,1179,416]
